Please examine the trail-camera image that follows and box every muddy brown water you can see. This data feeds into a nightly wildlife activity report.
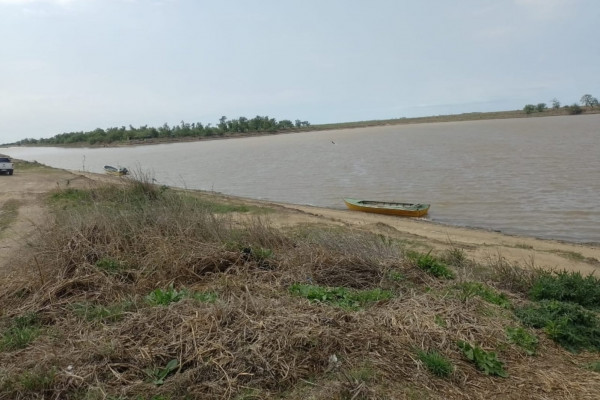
[5,114,600,243]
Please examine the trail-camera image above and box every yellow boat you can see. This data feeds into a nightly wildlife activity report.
[104,165,129,176]
[343,198,430,217]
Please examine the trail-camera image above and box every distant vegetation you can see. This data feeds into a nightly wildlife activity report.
[12,115,311,146]
[524,93,598,115]
[7,94,600,147]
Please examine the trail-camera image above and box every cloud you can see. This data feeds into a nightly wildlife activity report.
[0,0,79,3]
[513,0,575,20]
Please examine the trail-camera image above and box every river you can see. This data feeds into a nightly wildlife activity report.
[4,114,600,243]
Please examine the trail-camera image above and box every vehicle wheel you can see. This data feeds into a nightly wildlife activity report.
[8,170,13,175]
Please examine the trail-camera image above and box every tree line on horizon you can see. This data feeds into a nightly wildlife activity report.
[523,93,599,115]
[13,115,312,146]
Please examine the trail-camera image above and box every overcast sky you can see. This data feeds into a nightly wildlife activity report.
[1,0,598,143]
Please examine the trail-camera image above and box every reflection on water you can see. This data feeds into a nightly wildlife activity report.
[5,114,600,243]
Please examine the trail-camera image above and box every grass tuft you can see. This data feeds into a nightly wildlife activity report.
[417,350,454,377]
[0,313,42,351]
[409,251,455,279]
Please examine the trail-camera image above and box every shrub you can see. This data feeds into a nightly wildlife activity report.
[529,271,600,309]
[523,104,536,114]
[515,300,600,352]
[567,103,583,115]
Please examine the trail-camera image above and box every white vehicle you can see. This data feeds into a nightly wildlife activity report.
[0,157,14,175]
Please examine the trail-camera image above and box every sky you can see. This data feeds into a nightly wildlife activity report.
[0,0,599,143]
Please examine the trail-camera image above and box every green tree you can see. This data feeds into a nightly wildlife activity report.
[523,104,536,114]
[580,94,599,108]
[551,98,560,109]
[536,103,547,112]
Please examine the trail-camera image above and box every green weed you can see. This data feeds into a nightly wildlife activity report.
[71,301,132,322]
[49,188,92,207]
[409,251,455,279]
[515,300,600,352]
[95,257,127,274]
[0,199,19,232]
[146,285,217,306]
[387,270,405,282]
[457,341,508,377]
[585,361,600,373]
[145,285,186,306]
[417,350,454,377]
[434,315,447,327]
[289,283,393,310]
[190,291,218,303]
[529,271,600,309]
[145,359,178,386]
[0,313,42,351]
[19,367,56,392]
[505,326,538,355]
[457,282,511,308]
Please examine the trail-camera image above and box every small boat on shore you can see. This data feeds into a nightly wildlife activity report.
[104,165,129,176]
[343,198,430,217]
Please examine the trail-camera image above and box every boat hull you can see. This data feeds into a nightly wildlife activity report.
[104,165,128,176]
[344,198,429,217]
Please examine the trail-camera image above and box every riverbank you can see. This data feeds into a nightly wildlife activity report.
[1,162,600,399]
[1,162,598,277]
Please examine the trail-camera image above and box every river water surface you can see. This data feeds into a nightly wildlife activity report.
[4,115,600,243]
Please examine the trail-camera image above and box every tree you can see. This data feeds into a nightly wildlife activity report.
[551,98,560,109]
[536,103,547,112]
[580,94,599,108]
[523,104,536,114]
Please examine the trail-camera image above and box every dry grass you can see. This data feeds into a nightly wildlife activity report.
[0,179,599,399]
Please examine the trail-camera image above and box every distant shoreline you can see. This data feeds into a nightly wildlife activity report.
[4,107,600,149]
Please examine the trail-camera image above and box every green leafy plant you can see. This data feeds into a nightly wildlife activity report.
[505,326,538,355]
[458,282,511,308]
[457,341,508,377]
[145,285,186,306]
[289,283,393,310]
[417,350,454,377]
[0,313,42,351]
[145,359,178,386]
[515,300,600,352]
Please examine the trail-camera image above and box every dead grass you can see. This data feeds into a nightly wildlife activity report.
[0,179,599,399]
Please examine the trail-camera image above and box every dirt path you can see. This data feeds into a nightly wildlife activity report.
[1,164,599,277]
